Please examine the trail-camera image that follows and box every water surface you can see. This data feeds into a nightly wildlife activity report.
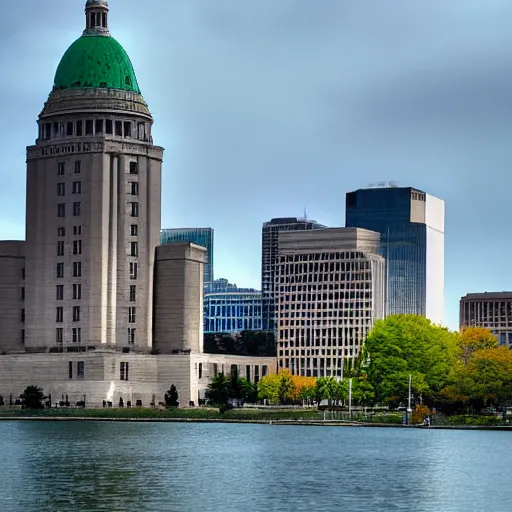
[0,421,509,511]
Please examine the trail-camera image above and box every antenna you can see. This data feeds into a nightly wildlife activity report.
[303,205,308,220]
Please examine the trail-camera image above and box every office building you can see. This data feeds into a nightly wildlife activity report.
[262,217,326,331]
[345,185,444,324]
[204,279,262,333]
[161,228,214,283]
[460,292,512,347]
[0,1,276,406]
[276,228,386,377]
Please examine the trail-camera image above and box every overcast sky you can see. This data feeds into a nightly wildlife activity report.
[1,0,512,330]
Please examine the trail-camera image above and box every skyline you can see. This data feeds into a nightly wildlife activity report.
[2,1,512,331]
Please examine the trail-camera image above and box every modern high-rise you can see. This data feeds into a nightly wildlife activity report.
[345,185,444,324]
[261,217,326,331]
[460,292,512,347]
[161,228,214,283]
[204,279,262,333]
[276,228,386,377]
[25,0,163,351]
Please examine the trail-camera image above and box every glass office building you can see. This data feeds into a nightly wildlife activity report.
[204,279,262,333]
[161,228,214,283]
[345,186,445,324]
[261,217,326,331]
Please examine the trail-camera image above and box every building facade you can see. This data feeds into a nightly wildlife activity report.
[25,0,163,351]
[161,228,214,283]
[460,292,512,347]
[204,279,262,333]
[345,185,444,325]
[0,1,276,407]
[276,228,385,377]
[261,217,326,332]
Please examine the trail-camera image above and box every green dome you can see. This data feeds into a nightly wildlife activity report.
[53,35,141,93]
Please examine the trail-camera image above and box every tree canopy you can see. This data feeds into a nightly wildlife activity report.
[363,314,457,404]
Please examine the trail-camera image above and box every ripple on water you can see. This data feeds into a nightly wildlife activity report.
[0,422,510,512]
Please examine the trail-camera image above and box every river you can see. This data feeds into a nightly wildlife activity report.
[0,421,509,511]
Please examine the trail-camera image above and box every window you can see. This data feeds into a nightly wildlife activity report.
[21,287,25,301]
[199,363,203,379]
[73,225,82,236]
[56,285,64,301]
[72,284,82,300]
[56,262,64,278]
[129,285,136,302]
[58,162,65,175]
[73,306,80,322]
[128,307,136,323]
[95,119,103,134]
[124,121,132,138]
[21,268,25,280]
[130,241,138,257]
[56,328,63,344]
[72,327,81,343]
[57,203,66,217]
[129,262,138,280]
[57,183,65,196]
[73,240,82,255]
[21,329,25,343]
[120,362,129,380]
[130,202,139,217]
[85,120,93,135]
[130,224,138,237]
[129,161,138,174]
[72,181,82,194]
[115,121,123,136]
[57,241,65,256]
[76,120,83,136]
[56,307,63,323]
[106,119,113,134]
[69,361,73,379]
[20,309,25,323]
[66,122,73,136]
[57,227,65,237]
[128,328,136,344]
[74,161,81,174]
[73,262,82,278]
[73,202,81,216]
[77,361,85,379]
[130,182,139,196]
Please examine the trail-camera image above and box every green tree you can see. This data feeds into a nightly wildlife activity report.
[164,384,179,407]
[205,373,231,406]
[239,378,258,402]
[277,371,294,404]
[20,385,46,409]
[364,314,457,404]
[352,376,375,406]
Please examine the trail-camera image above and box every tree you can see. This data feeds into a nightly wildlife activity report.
[205,373,231,406]
[364,315,457,404]
[164,384,179,407]
[457,327,498,365]
[239,378,258,403]
[352,376,375,406]
[277,370,295,404]
[257,373,281,404]
[20,385,46,409]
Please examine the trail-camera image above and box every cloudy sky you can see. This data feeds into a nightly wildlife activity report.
[1,0,512,330]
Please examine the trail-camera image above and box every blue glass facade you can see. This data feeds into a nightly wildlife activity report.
[161,228,214,283]
[345,187,427,317]
[204,279,262,333]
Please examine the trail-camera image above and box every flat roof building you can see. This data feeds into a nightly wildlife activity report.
[460,292,512,347]
[276,228,385,377]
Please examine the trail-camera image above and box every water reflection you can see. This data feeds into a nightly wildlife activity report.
[0,422,511,511]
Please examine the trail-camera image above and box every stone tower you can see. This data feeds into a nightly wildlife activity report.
[24,0,163,352]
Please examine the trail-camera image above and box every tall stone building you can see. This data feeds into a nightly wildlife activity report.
[25,0,162,352]
[276,228,385,377]
[0,1,276,407]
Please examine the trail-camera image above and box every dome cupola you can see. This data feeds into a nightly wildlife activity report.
[84,0,110,35]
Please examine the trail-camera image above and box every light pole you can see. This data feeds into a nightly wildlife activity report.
[407,374,412,424]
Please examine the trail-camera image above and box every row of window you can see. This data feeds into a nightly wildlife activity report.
[56,284,82,300]
[56,329,136,345]
[42,119,148,142]
[57,160,138,177]
[67,362,132,382]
